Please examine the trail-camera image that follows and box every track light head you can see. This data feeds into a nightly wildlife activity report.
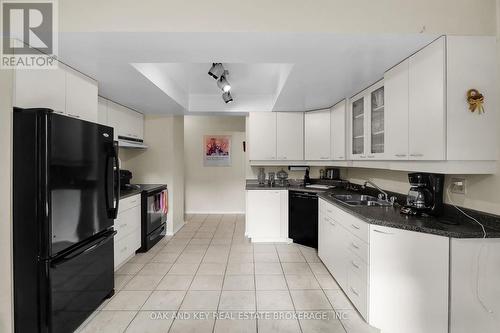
[222,91,233,104]
[217,74,231,92]
[208,63,224,80]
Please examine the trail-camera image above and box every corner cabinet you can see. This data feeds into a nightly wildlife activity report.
[331,100,347,160]
[349,80,385,160]
[305,109,331,160]
[369,225,449,333]
[245,190,288,242]
[318,199,449,333]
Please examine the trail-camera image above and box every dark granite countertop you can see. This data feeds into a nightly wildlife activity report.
[317,188,500,239]
[246,181,337,194]
[120,184,167,200]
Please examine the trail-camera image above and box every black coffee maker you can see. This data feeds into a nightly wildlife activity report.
[401,173,444,216]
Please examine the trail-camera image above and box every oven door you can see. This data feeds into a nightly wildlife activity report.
[146,189,168,234]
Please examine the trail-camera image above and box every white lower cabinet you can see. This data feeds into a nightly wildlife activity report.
[114,194,142,270]
[318,199,449,333]
[369,225,449,333]
[245,190,288,242]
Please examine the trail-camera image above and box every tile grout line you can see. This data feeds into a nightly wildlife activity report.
[121,215,199,333]
[276,244,304,333]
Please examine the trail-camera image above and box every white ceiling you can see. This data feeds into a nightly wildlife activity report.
[58,32,437,115]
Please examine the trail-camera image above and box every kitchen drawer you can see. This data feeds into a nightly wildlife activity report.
[348,252,368,282]
[347,270,369,320]
[346,232,369,264]
[114,227,141,270]
[329,204,369,243]
[119,194,141,214]
[115,205,141,242]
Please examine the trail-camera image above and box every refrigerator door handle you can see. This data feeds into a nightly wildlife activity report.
[51,231,117,268]
[105,145,120,219]
[112,144,120,218]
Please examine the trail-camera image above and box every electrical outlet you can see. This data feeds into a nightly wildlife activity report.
[450,178,466,194]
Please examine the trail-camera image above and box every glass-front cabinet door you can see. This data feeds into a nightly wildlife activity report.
[369,83,385,158]
[351,97,365,158]
[350,79,385,160]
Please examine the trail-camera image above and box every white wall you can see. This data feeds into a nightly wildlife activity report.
[184,116,246,214]
[59,0,496,35]
[120,115,185,234]
[0,58,13,333]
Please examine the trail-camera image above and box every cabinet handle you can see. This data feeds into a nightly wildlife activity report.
[350,242,359,250]
[409,153,423,157]
[327,209,333,213]
[350,287,359,297]
[367,155,375,158]
[373,229,394,235]
[351,224,360,230]
[320,156,329,160]
[121,223,128,228]
[351,261,360,269]
[359,155,367,159]
[337,156,344,159]
[328,220,336,227]
[130,200,137,205]
[395,154,407,157]
[121,246,128,253]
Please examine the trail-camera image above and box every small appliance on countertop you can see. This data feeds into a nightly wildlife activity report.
[276,168,289,187]
[401,172,444,216]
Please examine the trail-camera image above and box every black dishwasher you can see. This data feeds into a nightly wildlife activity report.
[289,191,318,248]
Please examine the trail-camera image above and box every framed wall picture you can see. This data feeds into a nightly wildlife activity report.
[203,135,232,167]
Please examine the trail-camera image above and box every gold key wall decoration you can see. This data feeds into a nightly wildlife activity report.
[466,89,485,114]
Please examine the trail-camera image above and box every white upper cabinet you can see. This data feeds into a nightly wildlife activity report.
[276,112,304,160]
[331,100,346,160]
[385,60,410,160]
[446,36,497,161]
[14,62,66,113]
[408,36,446,160]
[97,97,108,126]
[14,60,98,122]
[107,100,144,141]
[65,66,98,123]
[248,112,277,160]
[305,109,331,160]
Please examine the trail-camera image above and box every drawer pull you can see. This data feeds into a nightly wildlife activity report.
[350,242,360,250]
[121,223,128,228]
[351,261,360,269]
[350,287,359,297]
[328,220,336,227]
[409,153,423,157]
[373,229,394,235]
[395,153,407,157]
[327,209,333,213]
[120,246,128,253]
[351,224,360,230]
[367,155,375,158]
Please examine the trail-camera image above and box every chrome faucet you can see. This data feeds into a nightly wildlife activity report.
[363,179,389,202]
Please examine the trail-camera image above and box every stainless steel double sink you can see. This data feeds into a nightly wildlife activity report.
[329,193,392,207]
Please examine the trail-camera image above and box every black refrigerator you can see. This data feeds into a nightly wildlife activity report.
[13,108,120,333]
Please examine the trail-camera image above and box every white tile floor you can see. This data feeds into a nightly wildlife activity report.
[77,214,379,333]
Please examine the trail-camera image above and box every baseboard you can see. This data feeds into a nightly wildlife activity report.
[185,211,245,215]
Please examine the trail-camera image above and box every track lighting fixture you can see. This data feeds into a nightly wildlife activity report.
[208,63,225,80]
[209,63,234,103]
[217,73,231,92]
[222,91,233,104]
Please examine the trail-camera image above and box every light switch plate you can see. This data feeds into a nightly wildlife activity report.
[450,178,466,195]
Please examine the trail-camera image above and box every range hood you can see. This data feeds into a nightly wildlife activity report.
[117,136,148,149]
